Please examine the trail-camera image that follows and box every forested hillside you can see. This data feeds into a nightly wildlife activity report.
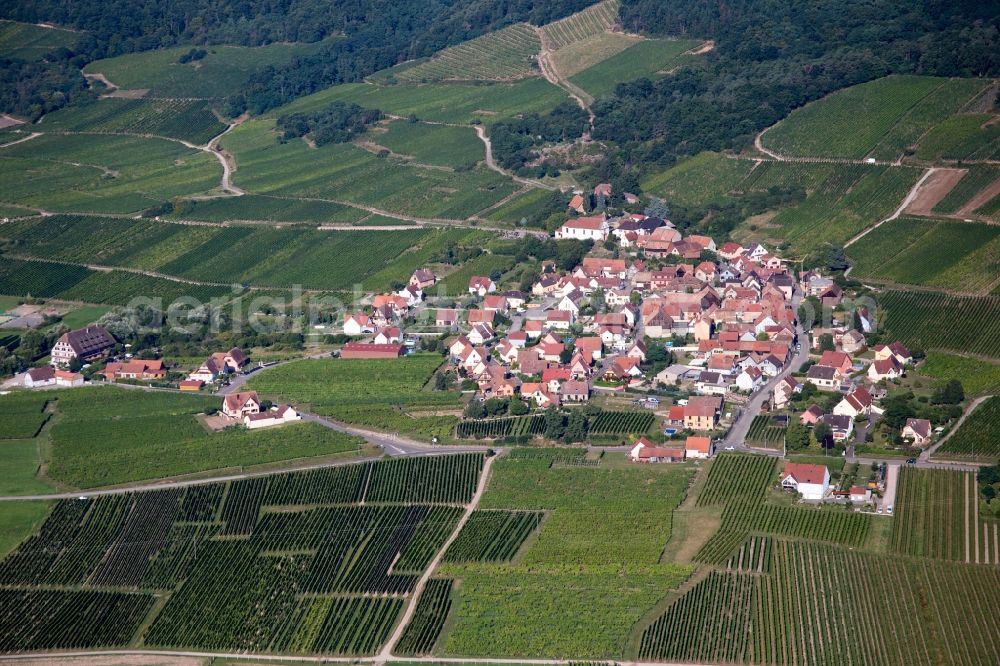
[589,0,1000,184]
[0,0,595,118]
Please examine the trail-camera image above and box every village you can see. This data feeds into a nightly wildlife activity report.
[6,184,962,509]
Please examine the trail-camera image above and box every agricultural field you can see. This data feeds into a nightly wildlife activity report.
[568,38,701,99]
[540,0,621,52]
[0,502,51,558]
[57,305,112,329]
[249,354,461,442]
[0,20,78,60]
[640,152,757,209]
[434,451,694,658]
[375,121,485,169]
[222,118,519,220]
[878,290,1000,360]
[746,415,785,448]
[169,194,369,224]
[847,216,1000,293]
[0,392,50,440]
[390,24,540,83]
[931,164,1000,214]
[549,32,642,79]
[0,439,55,496]
[916,352,1000,396]
[934,397,1000,463]
[0,132,220,213]
[1,215,473,292]
[396,578,455,655]
[762,75,990,160]
[456,415,544,440]
[0,454,484,655]
[483,187,559,225]
[638,539,1000,665]
[697,454,776,507]
[84,39,340,99]
[1,387,366,488]
[266,77,569,128]
[890,467,997,563]
[38,98,227,145]
[585,410,655,436]
[443,510,543,563]
[915,112,1000,162]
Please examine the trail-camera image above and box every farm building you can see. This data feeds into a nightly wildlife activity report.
[629,438,685,463]
[685,436,714,459]
[243,405,301,430]
[340,342,404,359]
[101,359,167,382]
[50,325,115,367]
[780,462,830,500]
[222,391,260,419]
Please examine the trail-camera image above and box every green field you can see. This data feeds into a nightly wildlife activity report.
[0,133,220,213]
[85,40,340,99]
[917,352,1000,396]
[0,257,232,305]
[763,75,989,160]
[170,194,369,224]
[848,217,1000,293]
[249,354,460,441]
[0,455,484,654]
[540,0,621,51]
[915,113,1000,162]
[375,121,484,168]
[1,215,473,292]
[0,20,77,60]
[0,387,366,488]
[437,451,694,657]
[389,24,540,83]
[39,98,227,145]
[934,397,1000,463]
[549,32,642,78]
[878,290,1000,359]
[222,118,518,220]
[0,502,51,558]
[568,38,700,99]
[641,152,757,208]
[57,305,112,329]
[0,439,55,496]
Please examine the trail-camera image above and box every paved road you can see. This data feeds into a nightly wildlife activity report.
[724,289,810,449]
[881,462,900,512]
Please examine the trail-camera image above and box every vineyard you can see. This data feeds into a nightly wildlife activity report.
[878,290,1000,359]
[0,393,49,440]
[916,113,1000,162]
[762,75,987,160]
[586,410,655,436]
[0,20,79,60]
[889,466,997,563]
[249,355,460,442]
[392,24,540,82]
[38,387,363,488]
[639,539,1000,665]
[0,454,485,655]
[540,0,620,52]
[934,397,1000,462]
[746,415,786,448]
[395,578,454,655]
[932,165,1000,214]
[848,217,1000,293]
[40,98,227,145]
[697,454,776,506]
[456,415,544,440]
[917,352,1000,396]
[0,214,474,292]
[444,510,543,562]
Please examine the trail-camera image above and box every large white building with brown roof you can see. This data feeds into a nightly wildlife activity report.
[555,216,609,241]
[50,325,115,367]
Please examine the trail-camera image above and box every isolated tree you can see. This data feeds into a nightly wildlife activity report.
[814,422,833,448]
[818,333,836,352]
[509,399,529,416]
[563,410,587,443]
[543,406,564,440]
[465,399,485,419]
[785,422,809,451]
[931,379,964,405]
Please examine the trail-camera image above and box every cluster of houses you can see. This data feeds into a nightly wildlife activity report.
[773,339,932,447]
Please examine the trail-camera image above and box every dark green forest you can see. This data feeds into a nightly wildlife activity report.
[589,0,1000,184]
[0,0,595,118]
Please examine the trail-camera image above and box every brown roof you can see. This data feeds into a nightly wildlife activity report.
[27,366,55,381]
[224,391,259,412]
[562,216,606,230]
[58,325,115,357]
[685,436,712,453]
